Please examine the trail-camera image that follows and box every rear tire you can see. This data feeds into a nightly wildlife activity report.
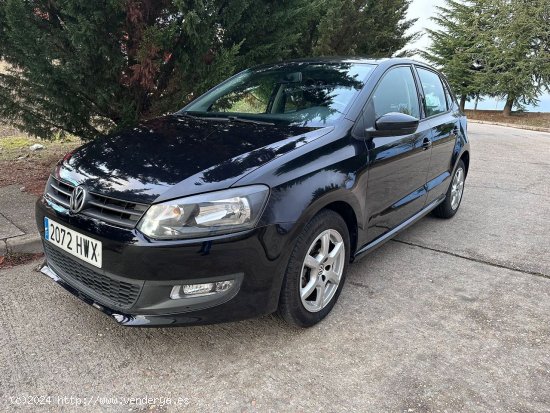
[432,160,466,219]
[277,210,350,327]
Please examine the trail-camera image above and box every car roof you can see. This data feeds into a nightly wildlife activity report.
[250,57,436,71]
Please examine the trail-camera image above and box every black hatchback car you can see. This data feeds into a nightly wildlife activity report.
[36,58,469,327]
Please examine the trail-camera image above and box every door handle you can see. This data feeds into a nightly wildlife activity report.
[422,137,432,150]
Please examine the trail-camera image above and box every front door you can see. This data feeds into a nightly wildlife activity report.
[363,65,432,243]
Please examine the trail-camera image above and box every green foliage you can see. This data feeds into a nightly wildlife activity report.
[423,0,550,113]
[0,0,417,139]
[421,0,488,106]
[481,0,550,111]
[308,0,419,56]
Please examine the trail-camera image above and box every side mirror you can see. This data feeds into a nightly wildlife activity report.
[365,112,419,138]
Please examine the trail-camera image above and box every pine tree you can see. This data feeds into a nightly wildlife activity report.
[423,0,550,115]
[307,0,418,57]
[482,0,550,116]
[0,0,419,140]
[0,0,312,139]
[221,0,313,68]
[422,0,490,111]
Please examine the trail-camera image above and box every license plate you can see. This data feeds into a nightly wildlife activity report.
[44,217,102,268]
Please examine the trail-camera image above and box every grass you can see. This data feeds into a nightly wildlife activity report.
[0,124,81,195]
[0,135,31,151]
[0,134,80,161]
[465,110,550,129]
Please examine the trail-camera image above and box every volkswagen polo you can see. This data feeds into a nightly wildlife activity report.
[36,58,470,327]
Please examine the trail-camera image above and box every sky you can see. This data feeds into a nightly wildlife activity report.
[406,0,550,112]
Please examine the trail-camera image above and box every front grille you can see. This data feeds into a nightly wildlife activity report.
[45,176,149,229]
[44,242,142,309]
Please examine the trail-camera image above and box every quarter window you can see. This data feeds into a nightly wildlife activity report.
[417,68,448,117]
[443,81,456,110]
[371,66,420,119]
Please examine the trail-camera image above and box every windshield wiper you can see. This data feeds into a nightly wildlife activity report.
[176,112,230,122]
[228,116,275,126]
[176,112,274,125]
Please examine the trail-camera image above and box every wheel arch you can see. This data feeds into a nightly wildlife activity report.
[291,190,362,261]
[323,201,359,259]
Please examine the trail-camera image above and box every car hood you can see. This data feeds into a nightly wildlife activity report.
[56,115,332,204]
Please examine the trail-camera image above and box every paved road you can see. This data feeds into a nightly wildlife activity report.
[1,123,549,412]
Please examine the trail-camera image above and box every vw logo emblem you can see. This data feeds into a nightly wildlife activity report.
[69,186,87,214]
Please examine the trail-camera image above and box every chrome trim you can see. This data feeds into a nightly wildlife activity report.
[45,175,149,228]
[49,180,72,197]
[87,199,144,217]
[81,209,136,229]
[45,191,70,208]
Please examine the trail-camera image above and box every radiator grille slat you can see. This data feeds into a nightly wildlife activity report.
[44,176,149,229]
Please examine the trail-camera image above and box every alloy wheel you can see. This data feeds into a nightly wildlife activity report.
[450,167,465,210]
[300,229,346,313]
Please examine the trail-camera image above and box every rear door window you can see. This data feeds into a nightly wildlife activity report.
[416,68,448,117]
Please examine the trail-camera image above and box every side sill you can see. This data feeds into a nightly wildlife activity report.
[354,197,444,261]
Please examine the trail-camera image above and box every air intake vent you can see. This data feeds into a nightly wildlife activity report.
[44,242,143,309]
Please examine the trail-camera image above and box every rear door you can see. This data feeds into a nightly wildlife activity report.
[414,66,460,204]
[363,65,432,243]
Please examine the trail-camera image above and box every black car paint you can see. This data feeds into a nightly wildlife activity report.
[59,115,329,204]
[36,58,470,326]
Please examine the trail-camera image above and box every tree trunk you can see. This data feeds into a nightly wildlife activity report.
[459,94,466,112]
[503,95,515,117]
[474,95,479,111]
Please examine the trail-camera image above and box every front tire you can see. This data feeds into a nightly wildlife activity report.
[278,210,350,327]
[432,160,466,219]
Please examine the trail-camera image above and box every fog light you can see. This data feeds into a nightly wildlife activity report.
[183,283,215,296]
[170,280,235,299]
[215,280,233,292]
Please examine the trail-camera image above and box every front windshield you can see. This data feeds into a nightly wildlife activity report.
[182,62,376,127]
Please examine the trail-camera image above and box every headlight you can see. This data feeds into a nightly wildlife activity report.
[137,185,269,240]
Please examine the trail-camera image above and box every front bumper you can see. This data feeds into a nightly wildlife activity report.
[36,197,295,326]
[39,263,247,326]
